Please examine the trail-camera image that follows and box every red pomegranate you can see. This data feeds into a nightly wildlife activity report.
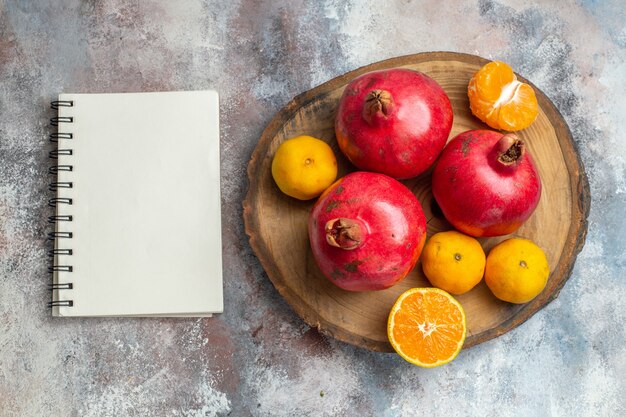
[432,130,542,237]
[335,68,453,179]
[308,171,427,291]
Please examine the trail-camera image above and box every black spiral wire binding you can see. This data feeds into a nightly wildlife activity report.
[49,133,73,142]
[48,283,73,290]
[48,149,73,158]
[48,99,74,309]
[48,197,73,207]
[48,248,73,256]
[48,215,72,223]
[48,300,74,307]
[50,116,73,126]
[48,182,73,192]
[48,165,73,174]
[47,230,72,237]
[51,100,74,109]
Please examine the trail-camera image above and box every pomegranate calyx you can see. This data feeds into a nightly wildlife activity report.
[362,90,394,125]
[496,133,526,166]
[325,218,364,250]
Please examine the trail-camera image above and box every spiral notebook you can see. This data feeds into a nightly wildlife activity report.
[48,91,223,317]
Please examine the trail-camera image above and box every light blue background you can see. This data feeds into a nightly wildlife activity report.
[0,1,623,415]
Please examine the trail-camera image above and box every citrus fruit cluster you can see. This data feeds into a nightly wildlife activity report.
[421,232,549,302]
[388,233,549,368]
[269,59,549,369]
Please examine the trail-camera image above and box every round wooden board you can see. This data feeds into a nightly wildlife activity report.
[243,52,590,352]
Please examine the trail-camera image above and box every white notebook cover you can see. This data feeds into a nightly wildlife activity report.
[51,91,223,317]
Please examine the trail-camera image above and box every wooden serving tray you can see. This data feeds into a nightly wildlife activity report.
[243,52,589,352]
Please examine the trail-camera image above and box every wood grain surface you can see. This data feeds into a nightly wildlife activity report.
[243,52,590,352]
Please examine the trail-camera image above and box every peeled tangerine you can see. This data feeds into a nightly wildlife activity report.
[308,172,427,291]
[432,130,542,237]
[468,61,539,131]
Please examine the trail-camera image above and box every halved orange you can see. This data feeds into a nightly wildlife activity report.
[468,61,539,131]
[387,288,466,367]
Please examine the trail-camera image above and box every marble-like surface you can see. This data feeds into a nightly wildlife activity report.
[1,1,624,415]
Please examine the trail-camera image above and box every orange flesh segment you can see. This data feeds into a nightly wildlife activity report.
[474,61,516,102]
[388,289,466,366]
[498,83,538,130]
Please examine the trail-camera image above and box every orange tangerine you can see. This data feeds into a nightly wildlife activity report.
[421,231,486,295]
[271,135,338,200]
[485,238,550,304]
[468,61,539,131]
[387,288,466,367]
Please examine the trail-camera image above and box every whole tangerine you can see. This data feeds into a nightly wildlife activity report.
[421,231,486,295]
[485,238,550,304]
[271,135,338,200]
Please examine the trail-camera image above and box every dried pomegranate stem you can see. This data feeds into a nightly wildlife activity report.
[362,90,394,124]
[496,133,526,165]
[325,218,364,250]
